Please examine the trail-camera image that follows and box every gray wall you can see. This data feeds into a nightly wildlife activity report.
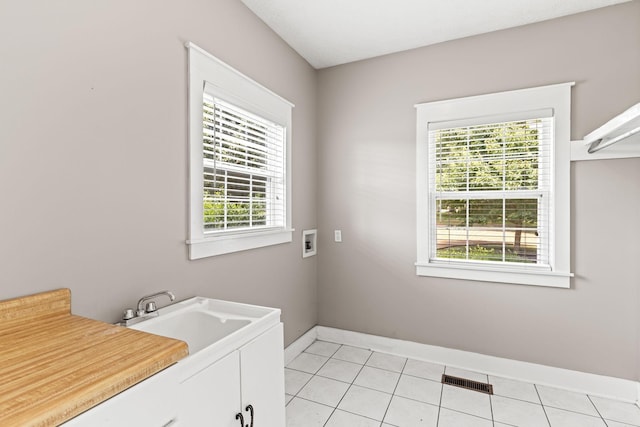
[317,2,640,381]
[1,0,638,381]
[0,0,318,345]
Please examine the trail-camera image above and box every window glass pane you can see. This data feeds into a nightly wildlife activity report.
[203,166,225,229]
[435,198,539,264]
[202,95,284,233]
[431,116,549,267]
[505,198,539,262]
[433,119,545,193]
[203,168,268,230]
[435,199,467,258]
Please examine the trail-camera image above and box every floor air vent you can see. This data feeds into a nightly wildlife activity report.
[441,374,493,395]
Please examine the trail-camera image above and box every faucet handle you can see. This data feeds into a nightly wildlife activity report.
[145,301,158,313]
[122,308,135,320]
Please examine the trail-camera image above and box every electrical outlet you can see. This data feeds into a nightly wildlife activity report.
[334,230,342,242]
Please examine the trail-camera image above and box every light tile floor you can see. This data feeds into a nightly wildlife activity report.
[285,340,640,427]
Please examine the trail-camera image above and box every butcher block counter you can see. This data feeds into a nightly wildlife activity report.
[0,289,189,426]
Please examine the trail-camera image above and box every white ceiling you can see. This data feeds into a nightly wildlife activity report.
[240,0,631,69]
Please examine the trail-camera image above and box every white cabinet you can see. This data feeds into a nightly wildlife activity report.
[239,323,285,427]
[178,323,285,427]
[178,350,241,426]
[62,301,285,427]
[62,367,179,427]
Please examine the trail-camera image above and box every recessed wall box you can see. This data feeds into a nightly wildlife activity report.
[302,229,317,258]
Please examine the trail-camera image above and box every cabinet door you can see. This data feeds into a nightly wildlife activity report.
[179,350,241,427]
[62,368,178,426]
[239,323,285,427]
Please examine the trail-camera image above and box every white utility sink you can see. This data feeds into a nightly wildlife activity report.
[130,297,280,358]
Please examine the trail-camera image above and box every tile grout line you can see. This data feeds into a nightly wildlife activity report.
[436,365,454,427]
[293,344,640,427]
[534,386,614,424]
[489,393,495,427]
[313,351,451,382]
[439,368,498,425]
[293,395,337,409]
[435,379,445,426]
[286,370,314,405]
[302,342,342,425]
[380,356,408,425]
[293,395,393,423]
[441,406,501,425]
[304,341,342,359]
[299,363,444,407]
[586,394,609,424]
[492,393,550,407]
[321,344,376,426]
[543,403,612,419]
[295,342,636,427]
[287,341,339,412]
[486,372,495,427]
[291,395,408,425]
[533,384,552,427]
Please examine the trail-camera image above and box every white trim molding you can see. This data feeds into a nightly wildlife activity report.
[415,82,574,288]
[284,326,317,366]
[186,42,294,259]
[285,326,639,404]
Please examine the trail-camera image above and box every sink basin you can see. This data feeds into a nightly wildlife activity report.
[129,297,280,358]
[134,310,250,353]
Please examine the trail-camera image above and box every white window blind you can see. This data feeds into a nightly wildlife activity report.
[202,94,286,234]
[416,83,572,287]
[187,42,293,259]
[429,115,552,269]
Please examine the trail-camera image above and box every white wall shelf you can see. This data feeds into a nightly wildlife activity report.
[571,102,640,161]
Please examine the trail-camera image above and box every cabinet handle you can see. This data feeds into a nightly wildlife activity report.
[245,405,254,427]
[235,412,245,427]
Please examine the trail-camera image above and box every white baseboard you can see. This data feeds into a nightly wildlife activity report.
[285,325,639,404]
[284,326,317,365]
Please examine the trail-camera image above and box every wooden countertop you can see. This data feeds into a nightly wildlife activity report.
[0,289,189,426]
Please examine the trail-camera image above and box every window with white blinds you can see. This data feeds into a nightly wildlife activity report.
[202,95,286,233]
[415,83,573,288]
[429,115,552,268]
[187,42,293,260]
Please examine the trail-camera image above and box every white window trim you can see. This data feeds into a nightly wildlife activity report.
[415,83,574,288]
[186,42,293,260]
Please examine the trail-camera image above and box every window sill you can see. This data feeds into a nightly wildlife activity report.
[415,262,572,288]
[188,229,293,260]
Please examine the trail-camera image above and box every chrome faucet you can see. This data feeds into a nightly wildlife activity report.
[136,291,176,316]
[119,290,177,326]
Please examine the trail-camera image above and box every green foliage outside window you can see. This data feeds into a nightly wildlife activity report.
[435,120,543,263]
[204,190,266,230]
